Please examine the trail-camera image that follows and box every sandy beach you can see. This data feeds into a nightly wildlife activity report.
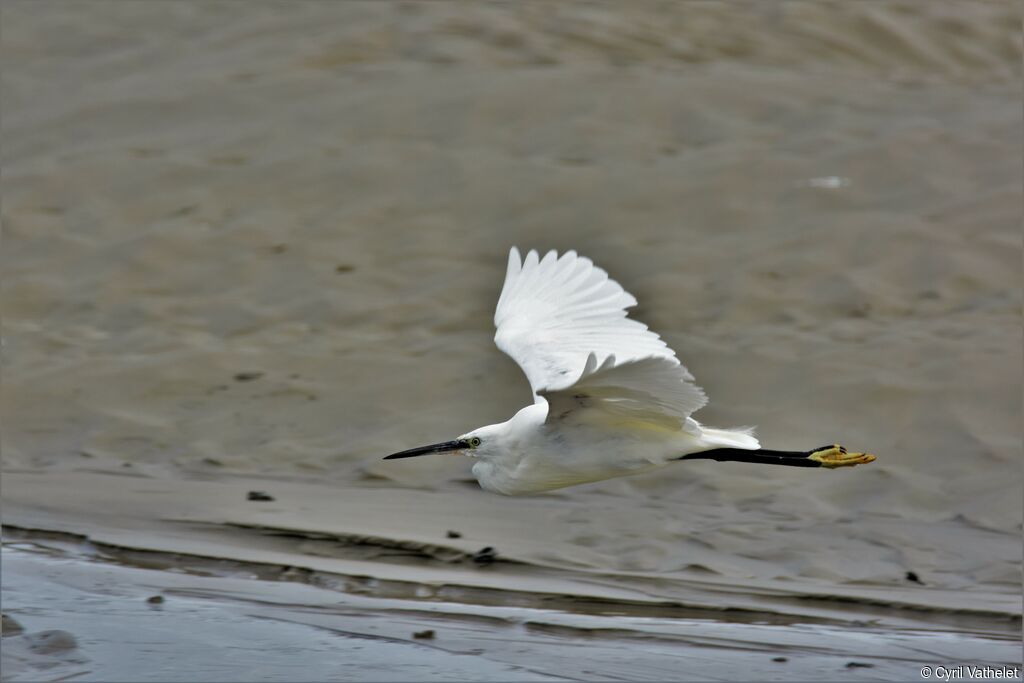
[2,2,1021,680]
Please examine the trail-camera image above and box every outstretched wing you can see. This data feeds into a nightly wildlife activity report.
[540,353,707,430]
[494,247,707,425]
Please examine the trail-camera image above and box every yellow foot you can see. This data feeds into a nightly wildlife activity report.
[808,444,876,469]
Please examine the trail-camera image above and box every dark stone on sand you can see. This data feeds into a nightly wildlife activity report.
[2,614,24,636]
[905,571,924,584]
[147,595,165,604]
[234,372,264,382]
[335,264,355,273]
[846,661,874,668]
[247,491,275,501]
[472,547,496,565]
[772,657,788,662]
[446,530,462,539]
[26,630,77,654]
[412,629,435,639]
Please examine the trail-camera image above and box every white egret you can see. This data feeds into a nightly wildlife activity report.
[385,248,876,495]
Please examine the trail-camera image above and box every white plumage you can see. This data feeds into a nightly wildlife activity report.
[385,247,876,494]
[495,247,680,394]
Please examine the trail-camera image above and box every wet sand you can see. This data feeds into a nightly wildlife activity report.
[3,469,1020,680]
[4,537,1019,682]
[3,476,1021,681]
[2,2,1022,680]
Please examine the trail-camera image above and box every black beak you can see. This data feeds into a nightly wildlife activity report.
[383,439,470,460]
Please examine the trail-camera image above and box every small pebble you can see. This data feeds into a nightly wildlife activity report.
[146,595,164,605]
[446,530,462,539]
[472,546,497,565]
[247,491,275,501]
[335,264,355,273]
[2,614,24,637]
[412,629,435,640]
[772,657,788,663]
[234,372,264,382]
[846,662,874,669]
[905,571,923,584]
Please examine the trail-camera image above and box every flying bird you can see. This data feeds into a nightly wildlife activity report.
[385,248,876,495]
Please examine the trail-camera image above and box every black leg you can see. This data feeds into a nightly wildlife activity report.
[679,448,822,467]
[678,444,874,469]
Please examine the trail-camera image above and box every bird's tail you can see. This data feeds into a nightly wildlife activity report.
[699,426,760,450]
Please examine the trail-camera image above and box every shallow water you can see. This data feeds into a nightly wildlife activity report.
[3,536,1019,682]
[2,2,1022,680]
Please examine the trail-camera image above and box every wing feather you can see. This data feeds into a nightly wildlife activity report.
[494,247,707,426]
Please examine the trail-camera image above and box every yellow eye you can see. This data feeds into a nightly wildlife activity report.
[468,437,481,448]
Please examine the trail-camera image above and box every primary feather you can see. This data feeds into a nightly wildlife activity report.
[496,249,688,388]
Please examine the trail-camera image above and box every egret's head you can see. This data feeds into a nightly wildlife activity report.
[382,424,502,461]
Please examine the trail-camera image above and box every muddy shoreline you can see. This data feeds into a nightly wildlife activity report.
[4,519,1020,682]
[3,469,1021,680]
